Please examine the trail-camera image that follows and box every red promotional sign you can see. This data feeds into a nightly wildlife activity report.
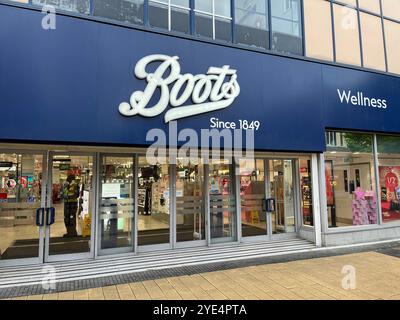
[20,176,28,188]
[385,172,399,192]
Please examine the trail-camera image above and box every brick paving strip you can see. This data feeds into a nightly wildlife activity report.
[2,243,400,300]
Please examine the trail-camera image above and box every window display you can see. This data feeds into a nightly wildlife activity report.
[299,157,313,226]
[377,135,400,222]
[325,131,377,227]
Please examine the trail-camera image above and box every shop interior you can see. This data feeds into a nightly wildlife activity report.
[325,152,377,227]
[100,156,134,250]
[209,159,237,241]
[137,156,170,246]
[0,153,42,260]
[269,159,296,234]
[299,158,313,226]
[176,158,205,243]
[0,151,314,262]
[240,158,267,237]
[49,155,93,255]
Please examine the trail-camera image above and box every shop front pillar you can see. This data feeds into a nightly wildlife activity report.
[312,153,322,247]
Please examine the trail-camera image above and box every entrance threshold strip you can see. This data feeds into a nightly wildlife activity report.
[0,238,314,289]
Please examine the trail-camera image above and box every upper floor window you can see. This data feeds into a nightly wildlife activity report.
[32,0,90,14]
[149,0,190,34]
[235,0,269,49]
[21,0,306,58]
[93,0,144,25]
[195,0,232,42]
[270,0,303,55]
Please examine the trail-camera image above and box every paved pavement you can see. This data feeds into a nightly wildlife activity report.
[7,251,400,300]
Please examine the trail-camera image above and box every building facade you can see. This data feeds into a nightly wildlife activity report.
[1,0,400,267]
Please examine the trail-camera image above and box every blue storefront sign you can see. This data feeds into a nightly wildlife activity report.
[0,4,399,152]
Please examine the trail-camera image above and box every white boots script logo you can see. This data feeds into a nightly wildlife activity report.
[119,54,241,123]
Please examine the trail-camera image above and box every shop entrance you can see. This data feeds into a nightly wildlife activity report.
[268,159,297,236]
[0,151,96,265]
[239,158,305,242]
[45,152,95,262]
[209,159,237,243]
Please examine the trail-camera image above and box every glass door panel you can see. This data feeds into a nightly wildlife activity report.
[269,159,296,234]
[176,158,205,243]
[47,154,93,258]
[0,153,44,261]
[137,156,170,247]
[99,156,134,252]
[209,159,237,243]
[239,158,267,237]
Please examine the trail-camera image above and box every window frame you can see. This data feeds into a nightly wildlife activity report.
[321,130,400,232]
[149,0,191,33]
[6,0,400,75]
[194,0,233,41]
[323,0,393,73]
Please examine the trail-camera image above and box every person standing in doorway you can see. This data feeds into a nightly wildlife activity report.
[63,174,79,238]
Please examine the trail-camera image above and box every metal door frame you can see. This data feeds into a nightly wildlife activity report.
[239,156,303,243]
[136,154,172,253]
[96,153,136,256]
[269,157,301,241]
[44,151,97,263]
[0,149,47,267]
[174,161,208,249]
[239,157,269,244]
[208,160,239,245]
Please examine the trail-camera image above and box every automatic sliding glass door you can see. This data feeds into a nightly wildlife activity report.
[269,159,296,235]
[98,155,135,255]
[239,158,268,238]
[175,158,206,246]
[137,156,171,249]
[45,153,95,262]
[209,159,237,243]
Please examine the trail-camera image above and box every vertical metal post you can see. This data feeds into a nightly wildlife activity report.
[318,153,328,241]
[39,150,49,263]
[300,0,306,56]
[204,162,211,246]
[293,159,302,233]
[190,0,195,35]
[44,151,53,262]
[265,158,272,239]
[168,0,172,31]
[234,158,241,243]
[134,154,139,254]
[330,0,337,62]
[212,0,216,39]
[311,153,322,247]
[356,0,365,67]
[267,0,272,50]
[379,0,389,73]
[144,0,149,26]
[169,160,176,249]
[373,134,383,225]
[231,0,235,44]
[93,152,100,258]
